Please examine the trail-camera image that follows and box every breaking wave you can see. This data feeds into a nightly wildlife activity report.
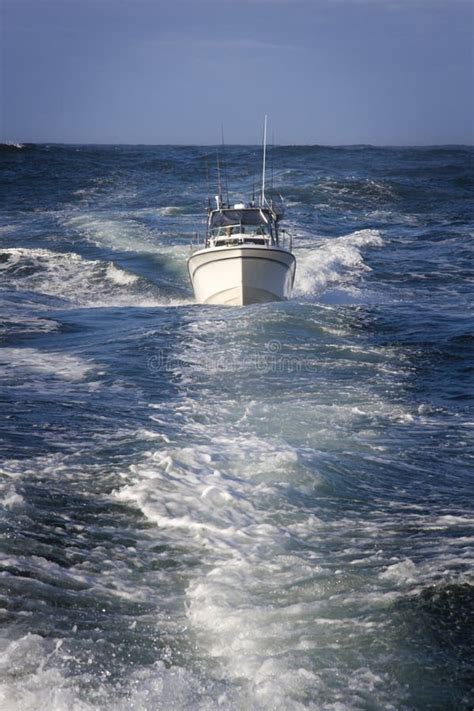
[294,229,383,298]
[0,247,184,308]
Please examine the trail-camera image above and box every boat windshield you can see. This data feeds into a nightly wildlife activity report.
[211,224,270,238]
[209,208,271,228]
[207,207,277,245]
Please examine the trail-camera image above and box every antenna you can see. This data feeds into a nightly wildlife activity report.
[261,115,268,206]
[221,124,230,207]
[271,130,275,201]
[216,148,222,207]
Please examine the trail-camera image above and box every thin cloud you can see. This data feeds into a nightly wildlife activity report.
[146,37,299,52]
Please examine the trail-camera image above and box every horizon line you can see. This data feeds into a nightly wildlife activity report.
[2,141,473,149]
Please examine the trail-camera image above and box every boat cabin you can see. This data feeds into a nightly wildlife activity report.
[206,205,279,248]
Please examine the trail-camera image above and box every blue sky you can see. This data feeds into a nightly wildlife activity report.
[1,0,473,144]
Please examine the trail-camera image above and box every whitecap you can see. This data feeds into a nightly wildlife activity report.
[0,247,182,308]
[105,262,138,285]
[0,348,96,382]
[293,229,383,297]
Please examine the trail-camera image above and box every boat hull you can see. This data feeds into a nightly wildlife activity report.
[187,245,296,306]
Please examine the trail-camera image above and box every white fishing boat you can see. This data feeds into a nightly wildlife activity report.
[187,119,296,306]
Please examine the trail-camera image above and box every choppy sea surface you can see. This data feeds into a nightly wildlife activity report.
[0,143,473,710]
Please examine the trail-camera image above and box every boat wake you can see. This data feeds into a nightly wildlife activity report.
[108,301,472,709]
[293,229,383,300]
[0,247,188,309]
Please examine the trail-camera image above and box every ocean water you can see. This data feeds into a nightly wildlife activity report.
[0,143,473,710]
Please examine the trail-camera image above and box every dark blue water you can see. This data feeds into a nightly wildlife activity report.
[0,143,473,710]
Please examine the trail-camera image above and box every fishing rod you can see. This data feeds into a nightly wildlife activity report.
[261,114,268,207]
[205,154,211,210]
[271,129,275,204]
